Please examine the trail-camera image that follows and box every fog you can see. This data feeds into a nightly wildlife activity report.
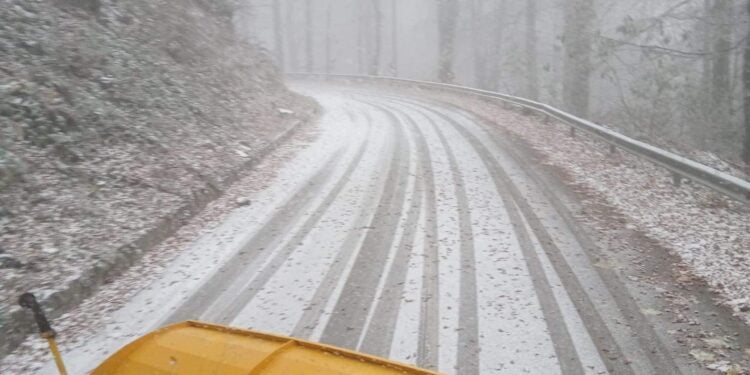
[236,0,750,166]
[2,0,750,371]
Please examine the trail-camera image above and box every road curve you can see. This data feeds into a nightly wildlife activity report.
[38,83,684,374]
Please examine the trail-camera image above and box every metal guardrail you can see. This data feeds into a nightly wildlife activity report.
[288,73,750,204]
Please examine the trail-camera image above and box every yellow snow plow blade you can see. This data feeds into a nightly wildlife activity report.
[92,321,440,374]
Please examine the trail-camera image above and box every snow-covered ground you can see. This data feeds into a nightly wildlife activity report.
[419,87,750,322]
[3,83,747,374]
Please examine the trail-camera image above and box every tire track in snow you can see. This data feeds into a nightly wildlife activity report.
[210,123,372,324]
[346,91,600,374]
[206,101,382,325]
[361,100,441,371]
[227,104,392,333]
[429,114,480,375]
[376,97,473,373]
[444,103,680,374]
[405,106,462,373]
[433,105,638,374]
[356,103,423,358]
[386,96,585,373]
[412,120,441,373]
[318,101,412,350]
[423,104,586,374]
[349,92,605,368]
[289,107,391,340]
[25,85,688,375]
[374,96,480,373]
[162,99,371,326]
[162,149,345,325]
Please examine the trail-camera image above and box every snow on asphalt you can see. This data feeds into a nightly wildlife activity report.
[425,88,750,322]
[389,199,426,365]
[228,100,377,333]
[0,92,350,374]
[3,83,730,375]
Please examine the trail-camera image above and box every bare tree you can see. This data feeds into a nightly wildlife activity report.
[471,0,487,88]
[486,0,506,91]
[744,0,750,162]
[709,0,732,113]
[369,0,382,75]
[357,5,365,74]
[325,1,333,74]
[259,0,749,163]
[562,0,595,117]
[438,0,459,83]
[702,0,713,92]
[286,0,298,72]
[305,0,313,72]
[272,0,284,70]
[391,0,398,76]
[525,0,539,100]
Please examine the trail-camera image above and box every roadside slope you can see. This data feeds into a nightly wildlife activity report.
[0,0,315,357]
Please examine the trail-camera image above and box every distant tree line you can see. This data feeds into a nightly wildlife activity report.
[244,0,750,165]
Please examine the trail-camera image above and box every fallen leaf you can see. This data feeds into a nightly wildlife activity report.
[690,349,715,362]
[641,308,662,316]
[594,259,618,269]
[703,337,733,350]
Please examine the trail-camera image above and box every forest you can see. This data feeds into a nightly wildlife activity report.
[2,1,750,373]
[236,0,750,166]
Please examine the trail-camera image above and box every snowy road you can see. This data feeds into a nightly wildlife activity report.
[32,84,684,374]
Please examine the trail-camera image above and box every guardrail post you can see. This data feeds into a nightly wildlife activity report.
[569,127,576,138]
[609,144,616,155]
[672,172,682,187]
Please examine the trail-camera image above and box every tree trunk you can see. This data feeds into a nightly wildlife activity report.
[305,0,313,72]
[702,0,712,93]
[525,0,539,100]
[472,0,487,88]
[272,0,285,70]
[357,5,365,74]
[391,0,398,76]
[369,0,382,76]
[287,0,298,71]
[562,0,595,117]
[325,1,332,74]
[488,0,505,91]
[438,0,459,83]
[711,0,732,101]
[710,0,732,128]
[743,0,750,163]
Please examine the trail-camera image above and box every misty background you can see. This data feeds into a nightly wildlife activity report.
[232,0,750,166]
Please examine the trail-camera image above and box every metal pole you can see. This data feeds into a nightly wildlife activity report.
[19,293,68,375]
[46,338,68,375]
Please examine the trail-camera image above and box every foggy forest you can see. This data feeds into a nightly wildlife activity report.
[239,0,750,166]
[3,0,750,373]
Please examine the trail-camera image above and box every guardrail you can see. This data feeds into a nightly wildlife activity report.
[288,73,750,204]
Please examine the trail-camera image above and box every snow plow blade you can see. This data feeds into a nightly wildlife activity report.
[92,321,440,374]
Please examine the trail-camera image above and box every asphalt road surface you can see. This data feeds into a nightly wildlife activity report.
[38,83,687,374]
